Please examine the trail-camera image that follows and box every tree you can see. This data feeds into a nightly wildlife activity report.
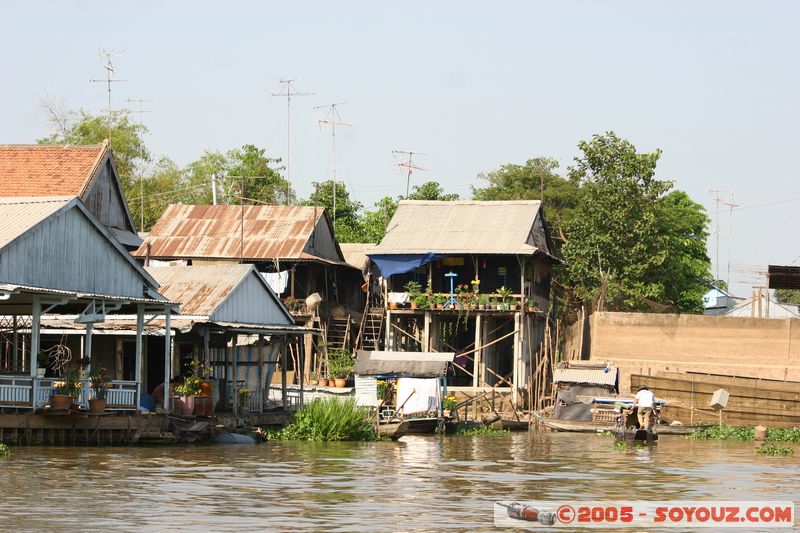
[406,181,460,201]
[776,289,800,305]
[303,180,364,242]
[561,132,711,312]
[472,157,580,247]
[129,157,184,231]
[37,108,151,191]
[228,144,291,205]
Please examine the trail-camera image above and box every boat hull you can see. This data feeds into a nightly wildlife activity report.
[378,421,409,440]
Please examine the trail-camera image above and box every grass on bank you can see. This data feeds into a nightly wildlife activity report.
[689,424,800,443]
[268,397,379,442]
[0,443,9,458]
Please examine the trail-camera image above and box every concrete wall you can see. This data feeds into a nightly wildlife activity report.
[583,312,800,391]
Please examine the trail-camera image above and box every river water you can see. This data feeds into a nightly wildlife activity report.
[0,432,797,531]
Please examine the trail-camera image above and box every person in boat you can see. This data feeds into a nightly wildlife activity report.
[631,384,656,430]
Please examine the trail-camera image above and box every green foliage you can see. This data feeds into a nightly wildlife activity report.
[88,366,111,401]
[561,132,711,312]
[453,424,508,436]
[472,157,579,248]
[328,348,354,379]
[270,397,378,441]
[690,424,755,441]
[0,443,10,459]
[175,375,203,397]
[38,109,151,191]
[303,180,363,242]
[55,367,82,398]
[775,289,800,305]
[755,443,794,456]
[406,181,460,201]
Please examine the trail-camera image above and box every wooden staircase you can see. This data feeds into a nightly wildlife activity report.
[325,316,351,351]
[357,307,384,351]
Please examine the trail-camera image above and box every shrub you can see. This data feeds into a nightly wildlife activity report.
[689,424,755,441]
[0,443,10,459]
[755,443,794,456]
[271,397,378,441]
[453,424,508,436]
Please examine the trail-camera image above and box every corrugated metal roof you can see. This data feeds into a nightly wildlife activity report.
[0,196,73,248]
[369,200,551,256]
[0,143,107,197]
[340,242,376,270]
[553,366,619,386]
[353,350,454,377]
[134,204,347,264]
[145,264,256,316]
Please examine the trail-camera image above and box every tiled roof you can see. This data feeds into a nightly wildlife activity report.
[0,142,108,197]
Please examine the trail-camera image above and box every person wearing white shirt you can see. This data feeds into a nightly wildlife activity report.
[631,385,655,430]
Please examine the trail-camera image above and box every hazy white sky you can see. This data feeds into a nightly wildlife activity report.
[2,1,798,295]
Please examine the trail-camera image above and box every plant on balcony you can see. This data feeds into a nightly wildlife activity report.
[527,298,538,312]
[283,296,298,312]
[239,387,252,410]
[413,293,430,309]
[496,286,512,310]
[36,352,49,378]
[88,367,110,413]
[51,367,81,410]
[174,375,204,416]
[328,348,354,387]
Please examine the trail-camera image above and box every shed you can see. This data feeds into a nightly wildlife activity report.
[552,362,619,421]
[0,142,142,248]
[353,350,454,377]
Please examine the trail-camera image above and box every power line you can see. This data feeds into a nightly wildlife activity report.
[125,97,154,230]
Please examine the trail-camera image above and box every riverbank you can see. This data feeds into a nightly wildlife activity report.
[1,432,797,531]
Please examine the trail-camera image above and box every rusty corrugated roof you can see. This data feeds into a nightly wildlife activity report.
[134,203,346,263]
[0,142,108,197]
[340,242,376,270]
[553,366,618,387]
[145,264,255,316]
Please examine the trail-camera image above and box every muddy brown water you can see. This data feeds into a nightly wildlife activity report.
[0,432,797,531]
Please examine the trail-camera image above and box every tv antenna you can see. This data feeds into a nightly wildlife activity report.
[89,48,126,141]
[393,149,427,197]
[125,98,154,230]
[269,79,313,205]
[710,189,738,288]
[314,102,352,227]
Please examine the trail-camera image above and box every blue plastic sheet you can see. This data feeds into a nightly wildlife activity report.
[368,253,442,278]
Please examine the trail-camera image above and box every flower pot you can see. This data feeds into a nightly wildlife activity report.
[309,379,319,386]
[193,396,208,416]
[318,378,329,387]
[527,306,536,313]
[510,304,519,311]
[410,302,418,309]
[51,394,73,410]
[388,302,398,310]
[172,396,195,416]
[334,378,347,388]
[88,399,107,413]
[436,304,443,309]
[199,380,213,398]
[36,368,46,378]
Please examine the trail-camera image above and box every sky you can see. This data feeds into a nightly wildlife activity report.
[2,1,799,296]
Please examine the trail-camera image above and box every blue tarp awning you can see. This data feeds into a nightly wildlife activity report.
[368,253,442,278]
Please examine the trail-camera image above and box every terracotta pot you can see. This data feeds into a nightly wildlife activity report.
[193,396,208,416]
[318,378,329,387]
[388,302,398,310]
[410,302,418,309]
[334,378,347,388]
[510,304,519,311]
[199,381,213,398]
[89,399,107,413]
[527,306,536,313]
[51,394,73,410]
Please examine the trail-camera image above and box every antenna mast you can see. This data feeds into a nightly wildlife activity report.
[269,79,313,205]
[392,150,427,197]
[710,189,725,283]
[89,48,126,141]
[314,103,352,227]
[125,98,154,229]
[720,192,739,289]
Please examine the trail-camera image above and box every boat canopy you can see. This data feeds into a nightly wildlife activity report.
[353,350,454,378]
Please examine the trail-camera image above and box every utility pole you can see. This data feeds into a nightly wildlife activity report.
[211,174,218,205]
[125,98,154,230]
[269,79,313,205]
[721,192,739,289]
[710,189,726,283]
[89,48,126,142]
[392,150,427,197]
[315,103,352,227]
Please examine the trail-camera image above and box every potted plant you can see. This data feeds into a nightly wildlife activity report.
[318,375,329,387]
[435,293,447,310]
[283,296,298,312]
[52,367,81,410]
[405,280,422,309]
[496,286,512,311]
[442,394,458,417]
[87,367,110,413]
[174,375,203,416]
[309,371,319,386]
[239,387,252,411]
[328,348,353,388]
[413,293,429,310]
[36,352,49,378]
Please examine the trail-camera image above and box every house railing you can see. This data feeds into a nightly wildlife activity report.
[0,375,139,411]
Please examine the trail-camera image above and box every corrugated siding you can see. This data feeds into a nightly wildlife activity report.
[552,367,618,387]
[146,264,251,316]
[135,204,344,263]
[0,197,69,247]
[212,270,293,326]
[370,200,547,255]
[355,375,378,406]
[0,202,148,298]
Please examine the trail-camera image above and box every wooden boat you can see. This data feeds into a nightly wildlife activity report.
[501,419,530,431]
[540,418,694,435]
[377,420,409,440]
[403,417,441,434]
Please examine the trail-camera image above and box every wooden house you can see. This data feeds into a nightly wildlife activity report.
[366,200,557,406]
[0,141,142,249]
[0,196,175,414]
